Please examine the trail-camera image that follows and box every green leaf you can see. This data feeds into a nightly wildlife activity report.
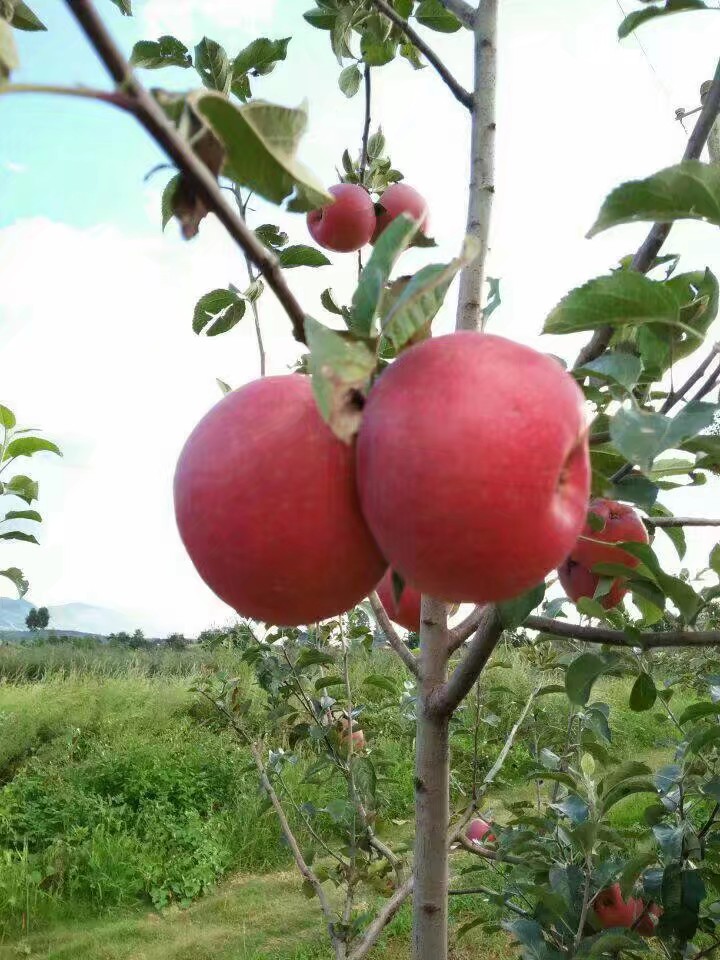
[303,7,336,30]
[678,701,720,725]
[382,237,478,350]
[130,36,191,69]
[295,648,335,669]
[304,316,377,443]
[610,400,717,474]
[217,379,232,396]
[339,63,362,97]
[193,289,246,336]
[600,779,658,815]
[577,931,647,955]
[194,37,231,92]
[0,567,28,597]
[711,543,720,576]
[0,531,38,544]
[321,289,344,316]
[350,215,419,337]
[3,510,41,523]
[192,95,332,213]
[363,674,399,695]
[278,245,331,269]
[598,761,652,797]
[360,35,397,66]
[415,0,462,32]
[588,161,720,238]
[0,19,19,78]
[485,277,502,321]
[4,475,38,504]
[498,582,546,628]
[618,0,710,39]
[630,672,657,711]
[108,0,132,13]
[649,505,686,560]
[254,223,288,249]
[10,2,46,31]
[233,37,290,77]
[3,437,61,460]
[566,653,608,706]
[577,352,642,391]
[0,405,16,429]
[161,174,181,230]
[313,675,345,690]
[544,272,679,336]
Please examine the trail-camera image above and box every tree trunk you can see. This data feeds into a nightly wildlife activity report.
[412,597,450,960]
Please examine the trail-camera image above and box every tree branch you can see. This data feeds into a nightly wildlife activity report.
[437,0,476,29]
[661,341,720,413]
[448,605,485,652]
[368,0,472,109]
[432,606,503,716]
[64,0,309,344]
[646,517,720,528]
[347,875,414,960]
[574,55,720,368]
[455,834,526,865]
[369,591,421,679]
[448,885,530,917]
[525,615,720,649]
[455,0,498,330]
[359,64,372,182]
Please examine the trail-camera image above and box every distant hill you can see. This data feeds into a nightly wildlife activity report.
[0,598,141,635]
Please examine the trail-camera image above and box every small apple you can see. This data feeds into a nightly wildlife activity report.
[376,570,421,632]
[635,902,662,937]
[558,498,648,609]
[339,717,366,751]
[356,332,590,603]
[466,817,496,844]
[307,183,376,252]
[372,183,429,244]
[174,375,387,626]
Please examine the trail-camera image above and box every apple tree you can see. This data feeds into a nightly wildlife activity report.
[4,2,720,959]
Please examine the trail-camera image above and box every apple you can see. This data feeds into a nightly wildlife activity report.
[356,333,590,604]
[372,183,429,244]
[466,817,496,844]
[594,885,661,936]
[307,183,376,252]
[339,717,366,751]
[558,498,648,609]
[376,570,421,632]
[174,375,387,626]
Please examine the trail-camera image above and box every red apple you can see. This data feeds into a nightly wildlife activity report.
[356,333,590,604]
[307,183,376,252]
[376,570,421,631]
[558,498,648,609]
[594,885,660,936]
[174,375,387,626]
[466,817,496,844]
[372,183,429,244]
[339,717,366,751]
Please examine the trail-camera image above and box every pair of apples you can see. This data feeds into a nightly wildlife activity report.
[376,499,649,632]
[174,332,593,627]
[307,182,429,252]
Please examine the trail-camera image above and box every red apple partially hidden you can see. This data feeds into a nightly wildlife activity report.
[356,333,590,603]
[376,570,421,632]
[466,817,496,844]
[307,183,376,252]
[174,375,387,626]
[339,717,366,751]
[558,498,648,609]
[594,884,661,936]
[372,183,429,244]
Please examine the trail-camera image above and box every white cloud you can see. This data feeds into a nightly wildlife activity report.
[140,0,277,41]
[3,161,26,174]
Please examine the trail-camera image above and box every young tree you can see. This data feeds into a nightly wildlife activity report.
[4,2,720,960]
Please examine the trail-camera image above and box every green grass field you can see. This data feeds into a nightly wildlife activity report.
[0,639,690,958]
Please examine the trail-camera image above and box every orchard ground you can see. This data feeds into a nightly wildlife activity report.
[0,636,700,959]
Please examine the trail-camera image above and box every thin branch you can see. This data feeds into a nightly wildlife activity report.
[367,0,472,109]
[525,615,720,649]
[455,835,526,865]
[448,885,529,917]
[64,0,309,344]
[661,342,720,413]
[437,0,476,29]
[0,81,132,109]
[693,358,720,402]
[574,55,720,368]
[455,0,498,331]
[448,605,485,652]
[347,875,414,960]
[646,517,720,528]
[369,591,421,679]
[359,65,372,182]
[432,606,503,716]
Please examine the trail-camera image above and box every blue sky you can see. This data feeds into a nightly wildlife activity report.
[1,0,719,633]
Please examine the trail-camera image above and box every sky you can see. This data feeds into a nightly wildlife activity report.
[1,0,719,635]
